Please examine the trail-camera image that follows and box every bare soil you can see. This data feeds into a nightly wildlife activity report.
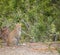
[0,42,60,55]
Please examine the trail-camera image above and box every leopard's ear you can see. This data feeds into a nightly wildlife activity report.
[15,23,22,27]
[19,23,22,26]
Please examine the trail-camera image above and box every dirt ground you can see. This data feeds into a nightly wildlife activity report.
[0,42,60,55]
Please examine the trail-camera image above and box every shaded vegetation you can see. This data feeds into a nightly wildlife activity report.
[0,0,60,42]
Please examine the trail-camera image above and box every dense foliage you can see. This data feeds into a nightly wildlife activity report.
[0,0,60,42]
